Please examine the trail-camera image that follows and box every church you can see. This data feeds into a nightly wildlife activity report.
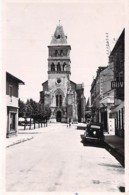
[40,24,86,123]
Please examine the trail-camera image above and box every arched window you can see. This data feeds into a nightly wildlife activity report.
[60,95,62,106]
[56,95,58,106]
[63,63,66,71]
[57,63,61,72]
[56,95,62,107]
[60,50,63,56]
[55,89,64,107]
[51,63,55,71]
[55,50,58,57]
[57,35,61,39]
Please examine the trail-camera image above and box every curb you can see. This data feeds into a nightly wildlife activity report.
[104,141,124,167]
[6,136,34,148]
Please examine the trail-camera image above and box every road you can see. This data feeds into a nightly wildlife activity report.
[6,123,124,192]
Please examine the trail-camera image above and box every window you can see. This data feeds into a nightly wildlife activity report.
[121,108,124,130]
[10,113,16,131]
[55,50,58,57]
[56,95,62,107]
[56,95,58,106]
[63,63,66,71]
[57,35,60,39]
[9,85,13,102]
[60,50,63,56]
[51,63,55,71]
[119,110,121,129]
[60,95,62,106]
[57,78,61,84]
[57,63,61,71]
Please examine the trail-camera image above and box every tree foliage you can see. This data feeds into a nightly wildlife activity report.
[18,98,51,122]
[18,99,26,117]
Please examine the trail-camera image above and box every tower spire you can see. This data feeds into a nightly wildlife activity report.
[50,23,68,44]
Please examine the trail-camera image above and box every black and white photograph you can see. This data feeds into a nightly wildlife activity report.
[1,0,129,194]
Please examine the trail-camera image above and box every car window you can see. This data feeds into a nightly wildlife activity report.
[90,125,100,129]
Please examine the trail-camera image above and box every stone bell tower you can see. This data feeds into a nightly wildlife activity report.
[40,24,79,123]
[47,24,72,122]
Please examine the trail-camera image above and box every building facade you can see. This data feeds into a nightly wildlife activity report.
[110,29,125,137]
[85,97,92,122]
[90,29,124,136]
[6,72,24,138]
[90,65,115,134]
[40,24,85,123]
[99,63,115,135]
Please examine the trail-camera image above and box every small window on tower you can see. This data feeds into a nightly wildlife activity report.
[57,63,61,71]
[57,78,61,83]
[51,63,55,71]
[57,35,61,39]
[63,63,66,71]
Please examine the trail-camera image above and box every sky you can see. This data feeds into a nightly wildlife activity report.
[3,0,126,103]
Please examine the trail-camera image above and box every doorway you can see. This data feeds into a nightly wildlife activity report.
[101,111,107,132]
[56,111,62,122]
[10,113,16,131]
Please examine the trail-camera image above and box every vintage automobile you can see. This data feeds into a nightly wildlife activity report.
[81,122,105,144]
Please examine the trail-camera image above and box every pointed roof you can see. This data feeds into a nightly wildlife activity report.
[50,25,67,45]
[6,72,25,85]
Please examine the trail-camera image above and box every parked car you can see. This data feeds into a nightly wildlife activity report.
[81,122,105,144]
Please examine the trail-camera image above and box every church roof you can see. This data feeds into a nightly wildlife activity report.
[50,25,68,45]
[42,80,48,86]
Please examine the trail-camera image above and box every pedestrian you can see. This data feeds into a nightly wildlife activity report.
[67,119,69,127]
[69,118,71,128]
[43,117,46,127]
[45,116,48,127]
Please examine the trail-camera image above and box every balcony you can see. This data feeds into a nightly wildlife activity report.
[6,95,18,108]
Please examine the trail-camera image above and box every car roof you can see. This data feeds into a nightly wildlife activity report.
[89,122,102,125]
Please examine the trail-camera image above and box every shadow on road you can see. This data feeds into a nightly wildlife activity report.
[80,134,125,167]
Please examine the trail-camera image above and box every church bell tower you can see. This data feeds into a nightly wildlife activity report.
[40,23,79,123]
[47,24,72,122]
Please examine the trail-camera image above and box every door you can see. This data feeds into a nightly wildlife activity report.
[56,111,62,122]
[101,111,107,132]
[10,113,16,131]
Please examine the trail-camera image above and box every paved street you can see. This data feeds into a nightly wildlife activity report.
[6,123,124,192]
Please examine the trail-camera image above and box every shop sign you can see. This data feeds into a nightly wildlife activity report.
[111,81,124,89]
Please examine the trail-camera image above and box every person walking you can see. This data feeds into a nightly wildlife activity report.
[69,118,72,128]
[43,117,46,127]
[45,116,48,127]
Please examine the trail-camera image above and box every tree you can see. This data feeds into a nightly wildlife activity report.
[40,104,51,120]
[18,99,26,118]
[29,99,40,129]
[19,99,51,130]
[25,99,33,118]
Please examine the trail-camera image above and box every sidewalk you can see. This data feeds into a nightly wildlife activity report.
[6,133,34,148]
[6,125,45,148]
[104,134,124,167]
[6,124,55,148]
